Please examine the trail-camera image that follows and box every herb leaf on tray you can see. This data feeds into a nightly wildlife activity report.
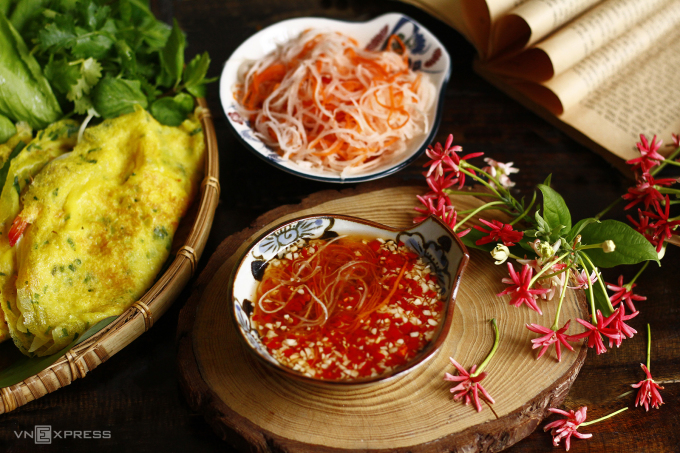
[5,0,212,126]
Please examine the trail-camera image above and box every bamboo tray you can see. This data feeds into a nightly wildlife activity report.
[0,98,220,414]
[177,183,589,453]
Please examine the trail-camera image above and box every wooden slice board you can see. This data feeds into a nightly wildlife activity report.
[177,183,588,453]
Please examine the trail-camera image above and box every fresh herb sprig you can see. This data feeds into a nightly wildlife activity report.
[11,0,213,126]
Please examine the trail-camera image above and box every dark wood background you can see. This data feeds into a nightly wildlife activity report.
[1,0,678,451]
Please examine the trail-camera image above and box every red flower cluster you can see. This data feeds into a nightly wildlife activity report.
[567,307,638,354]
[544,406,592,451]
[624,134,680,252]
[474,218,523,246]
[415,134,483,235]
[632,363,664,411]
[444,358,495,412]
[497,263,550,314]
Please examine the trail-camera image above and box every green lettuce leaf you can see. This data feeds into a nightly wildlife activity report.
[0,12,62,129]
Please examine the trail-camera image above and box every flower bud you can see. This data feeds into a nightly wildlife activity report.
[601,240,616,253]
[658,243,666,260]
[538,241,555,260]
[491,244,510,265]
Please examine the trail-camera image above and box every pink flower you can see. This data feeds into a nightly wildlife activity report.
[482,157,519,189]
[526,320,575,362]
[631,363,664,411]
[643,195,680,251]
[425,172,457,195]
[569,268,598,290]
[626,134,665,175]
[627,209,659,250]
[567,310,621,355]
[444,357,495,412]
[607,305,638,348]
[423,134,461,178]
[607,275,647,312]
[497,263,550,314]
[544,406,592,451]
[621,175,676,210]
[414,194,469,237]
[473,218,524,246]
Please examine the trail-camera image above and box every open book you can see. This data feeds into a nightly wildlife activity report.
[401,0,680,171]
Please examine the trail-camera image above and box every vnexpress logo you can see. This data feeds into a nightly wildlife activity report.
[14,425,111,443]
[34,425,51,444]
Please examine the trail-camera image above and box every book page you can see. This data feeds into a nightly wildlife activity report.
[544,2,680,113]
[562,28,680,162]
[397,0,524,56]
[489,0,602,58]
[398,0,472,42]
[483,0,669,82]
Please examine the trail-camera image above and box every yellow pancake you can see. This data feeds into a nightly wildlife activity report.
[3,108,204,356]
[0,120,79,346]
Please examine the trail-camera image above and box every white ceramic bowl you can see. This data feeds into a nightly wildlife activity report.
[228,214,469,385]
[220,13,451,183]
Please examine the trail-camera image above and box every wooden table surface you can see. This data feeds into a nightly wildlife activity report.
[1,1,678,452]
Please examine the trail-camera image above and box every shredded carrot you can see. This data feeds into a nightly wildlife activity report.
[234,31,435,177]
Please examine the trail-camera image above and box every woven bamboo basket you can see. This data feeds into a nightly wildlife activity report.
[0,98,220,414]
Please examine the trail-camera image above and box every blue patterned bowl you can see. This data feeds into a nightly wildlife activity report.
[228,214,469,386]
[219,13,451,183]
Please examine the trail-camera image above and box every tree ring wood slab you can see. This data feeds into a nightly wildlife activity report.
[177,183,588,453]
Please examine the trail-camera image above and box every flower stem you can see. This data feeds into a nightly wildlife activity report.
[454,201,505,231]
[651,146,680,176]
[443,189,501,199]
[528,251,571,286]
[551,268,571,331]
[581,252,615,313]
[646,323,651,371]
[578,256,597,324]
[470,318,499,378]
[460,168,502,198]
[627,261,649,287]
[594,197,621,220]
[509,191,537,226]
[580,407,629,427]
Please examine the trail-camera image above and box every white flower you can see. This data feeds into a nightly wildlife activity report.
[602,240,616,253]
[491,244,510,264]
[482,158,519,189]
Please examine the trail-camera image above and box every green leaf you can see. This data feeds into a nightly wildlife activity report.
[71,20,116,60]
[0,13,63,128]
[8,0,46,33]
[44,57,80,97]
[543,173,552,187]
[91,77,148,118]
[0,316,117,389]
[0,113,16,144]
[580,219,659,268]
[150,92,193,126]
[183,51,210,90]
[0,140,25,189]
[37,16,77,51]
[565,218,599,244]
[538,184,571,241]
[158,18,185,88]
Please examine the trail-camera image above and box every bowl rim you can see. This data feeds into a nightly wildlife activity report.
[219,12,452,184]
[227,213,470,386]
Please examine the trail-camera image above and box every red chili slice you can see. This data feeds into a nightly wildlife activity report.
[8,216,29,247]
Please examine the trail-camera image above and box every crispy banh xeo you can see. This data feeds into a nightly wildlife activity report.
[0,120,79,343]
[0,108,205,356]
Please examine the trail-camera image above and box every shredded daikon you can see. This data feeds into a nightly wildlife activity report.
[235,31,436,178]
